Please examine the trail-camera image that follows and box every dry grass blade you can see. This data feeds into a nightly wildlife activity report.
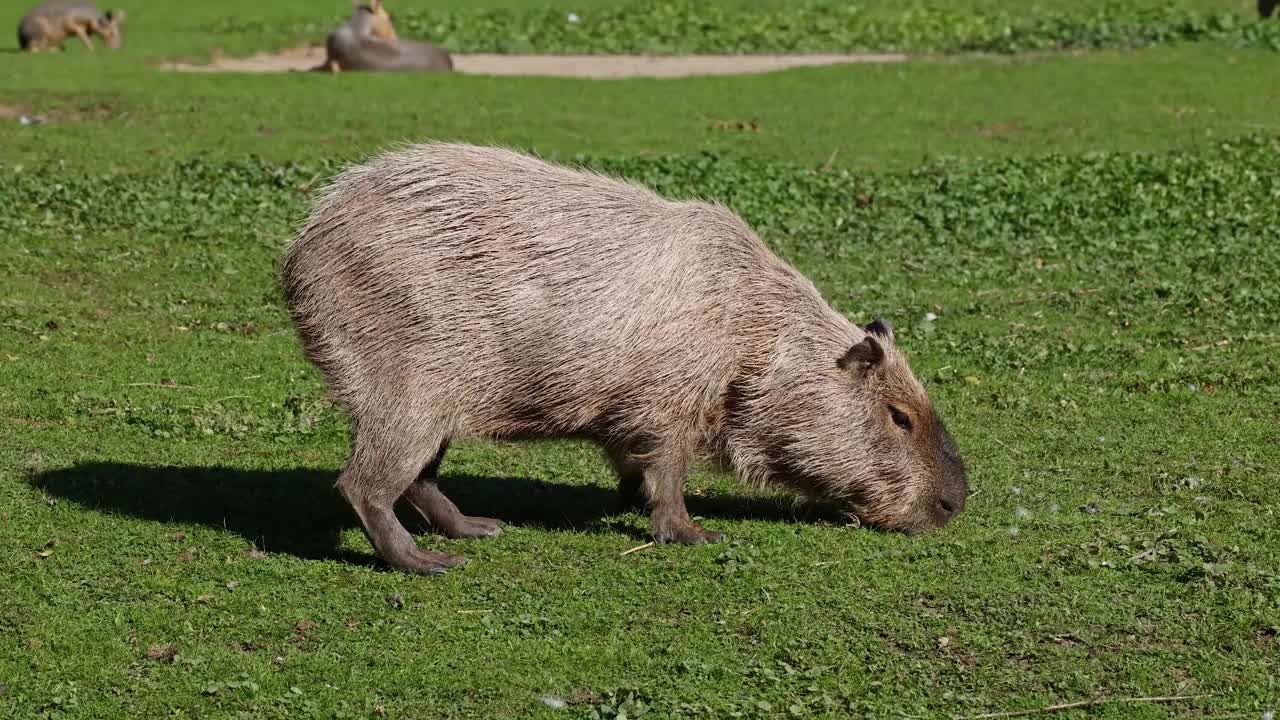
[620,542,655,556]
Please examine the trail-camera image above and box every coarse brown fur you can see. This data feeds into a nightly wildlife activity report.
[317,0,452,74]
[18,1,124,51]
[281,143,967,575]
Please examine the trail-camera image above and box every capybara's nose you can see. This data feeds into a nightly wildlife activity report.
[933,493,964,526]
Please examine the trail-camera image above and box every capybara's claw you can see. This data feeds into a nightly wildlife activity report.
[653,523,722,545]
[392,549,467,576]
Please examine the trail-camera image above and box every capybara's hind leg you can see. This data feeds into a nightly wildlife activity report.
[401,440,505,539]
[338,431,467,575]
[644,450,722,545]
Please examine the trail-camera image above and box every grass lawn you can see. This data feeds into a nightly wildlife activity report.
[1,1,1278,718]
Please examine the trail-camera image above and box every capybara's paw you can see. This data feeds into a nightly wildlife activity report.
[446,516,505,540]
[388,548,468,576]
[653,522,723,545]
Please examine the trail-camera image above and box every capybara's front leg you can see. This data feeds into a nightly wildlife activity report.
[644,452,722,545]
[73,25,94,50]
[400,440,505,539]
[337,431,467,575]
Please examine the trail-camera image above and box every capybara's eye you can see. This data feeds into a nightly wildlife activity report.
[889,405,913,433]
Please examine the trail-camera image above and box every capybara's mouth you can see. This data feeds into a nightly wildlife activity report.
[843,501,955,534]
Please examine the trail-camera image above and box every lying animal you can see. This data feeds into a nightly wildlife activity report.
[320,1,452,73]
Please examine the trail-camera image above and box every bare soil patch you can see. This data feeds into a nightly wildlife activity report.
[0,102,30,119]
[159,46,907,78]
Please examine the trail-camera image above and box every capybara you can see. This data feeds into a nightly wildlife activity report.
[282,143,967,575]
[320,0,452,73]
[18,1,124,51]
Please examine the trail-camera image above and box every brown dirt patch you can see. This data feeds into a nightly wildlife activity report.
[2,99,120,125]
[159,46,907,78]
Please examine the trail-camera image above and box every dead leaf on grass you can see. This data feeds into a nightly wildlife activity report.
[146,644,177,662]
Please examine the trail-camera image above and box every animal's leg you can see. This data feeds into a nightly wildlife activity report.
[337,426,466,575]
[643,448,722,545]
[608,445,646,511]
[28,17,55,51]
[401,440,505,539]
[73,25,94,50]
[328,60,342,73]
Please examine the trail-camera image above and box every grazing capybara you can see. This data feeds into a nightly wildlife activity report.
[18,1,125,51]
[281,143,967,575]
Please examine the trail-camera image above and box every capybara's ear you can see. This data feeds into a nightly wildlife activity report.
[863,318,894,344]
[838,336,884,374]
[372,0,384,11]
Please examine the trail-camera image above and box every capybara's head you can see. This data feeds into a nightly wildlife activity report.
[356,0,397,40]
[96,10,125,49]
[733,319,967,532]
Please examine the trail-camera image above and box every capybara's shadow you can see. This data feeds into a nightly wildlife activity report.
[30,462,839,565]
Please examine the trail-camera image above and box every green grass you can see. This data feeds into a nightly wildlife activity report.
[2,0,1278,172]
[23,0,1263,58]
[2,0,1279,718]
[3,140,1278,720]
[394,1,1280,55]
[4,45,1280,173]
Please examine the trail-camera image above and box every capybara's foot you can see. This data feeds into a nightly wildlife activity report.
[385,546,468,575]
[348,495,466,575]
[441,515,504,540]
[402,481,504,539]
[653,520,722,545]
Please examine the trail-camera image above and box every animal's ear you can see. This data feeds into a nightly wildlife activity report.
[863,318,893,343]
[372,0,383,11]
[838,336,884,374]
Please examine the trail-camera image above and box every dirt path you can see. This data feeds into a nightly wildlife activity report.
[159,46,908,78]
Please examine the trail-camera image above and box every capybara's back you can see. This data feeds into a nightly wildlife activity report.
[326,31,452,72]
[284,144,750,440]
[283,143,966,576]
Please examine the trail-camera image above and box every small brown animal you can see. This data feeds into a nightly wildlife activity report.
[282,144,967,575]
[18,1,125,52]
[320,0,452,73]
